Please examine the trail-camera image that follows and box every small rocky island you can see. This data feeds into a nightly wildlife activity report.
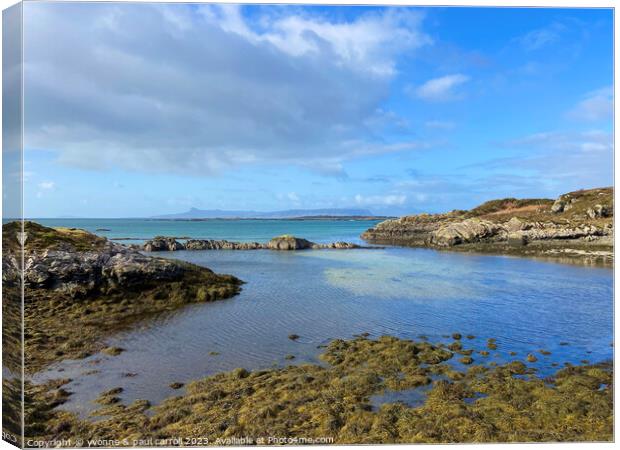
[2,221,242,372]
[362,187,613,263]
[142,234,366,252]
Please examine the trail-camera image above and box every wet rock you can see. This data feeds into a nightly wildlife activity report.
[459,356,474,365]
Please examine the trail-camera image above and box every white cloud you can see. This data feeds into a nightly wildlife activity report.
[567,86,613,122]
[38,181,55,190]
[199,5,431,78]
[287,192,300,202]
[412,74,470,101]
[24,3,432,177]
[354,193,407,206]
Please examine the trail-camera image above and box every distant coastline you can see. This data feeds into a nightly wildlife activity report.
[25,215,394,222]
[150,215,395,222]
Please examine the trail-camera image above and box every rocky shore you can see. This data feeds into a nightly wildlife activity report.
[22,335,612,444]
[142,234,367,252]
[362,187,613,263]
[2,221,242,373]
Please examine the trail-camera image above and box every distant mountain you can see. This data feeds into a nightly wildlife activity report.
[153,207,375,219]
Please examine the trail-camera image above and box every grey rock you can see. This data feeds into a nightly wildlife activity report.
[587,204,611,219]
[427,219,502,247]
[267,236,314,250]
[143,237,185,252]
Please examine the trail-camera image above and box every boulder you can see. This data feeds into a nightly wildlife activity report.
[551,194,576,213]
[143,237,185,252]
[504,217,526,232]
[587,204,612,219]
[267,235,314,250]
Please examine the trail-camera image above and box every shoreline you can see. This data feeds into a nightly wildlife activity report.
[361,187,613,264]
[21,334,613,445]
[3,219,614,445]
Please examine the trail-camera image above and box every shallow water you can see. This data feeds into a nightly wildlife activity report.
[34,244,613,419]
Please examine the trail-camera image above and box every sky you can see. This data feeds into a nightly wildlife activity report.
[20,3,613,218]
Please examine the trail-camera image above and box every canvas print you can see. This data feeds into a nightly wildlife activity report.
[2,2,614,447]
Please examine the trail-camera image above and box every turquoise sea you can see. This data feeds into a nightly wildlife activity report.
[33,218,382,245]
[29,219,613,418]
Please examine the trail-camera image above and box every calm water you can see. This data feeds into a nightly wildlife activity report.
[30,220,613,418]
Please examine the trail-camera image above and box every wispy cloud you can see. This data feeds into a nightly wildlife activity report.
[516,22,566,51]
[567,86,613,122]
[410,74,470,102]
[354,193,407,206]
[477,129,613,190]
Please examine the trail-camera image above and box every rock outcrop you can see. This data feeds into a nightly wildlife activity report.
[362,187,613,262]
[427,219,502,247]
[142,235,364,252]
[2,221,242,372]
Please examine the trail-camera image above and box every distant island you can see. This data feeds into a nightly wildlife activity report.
[153,207,382,220]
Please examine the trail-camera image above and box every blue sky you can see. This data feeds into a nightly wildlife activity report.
[22,4,613,218]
